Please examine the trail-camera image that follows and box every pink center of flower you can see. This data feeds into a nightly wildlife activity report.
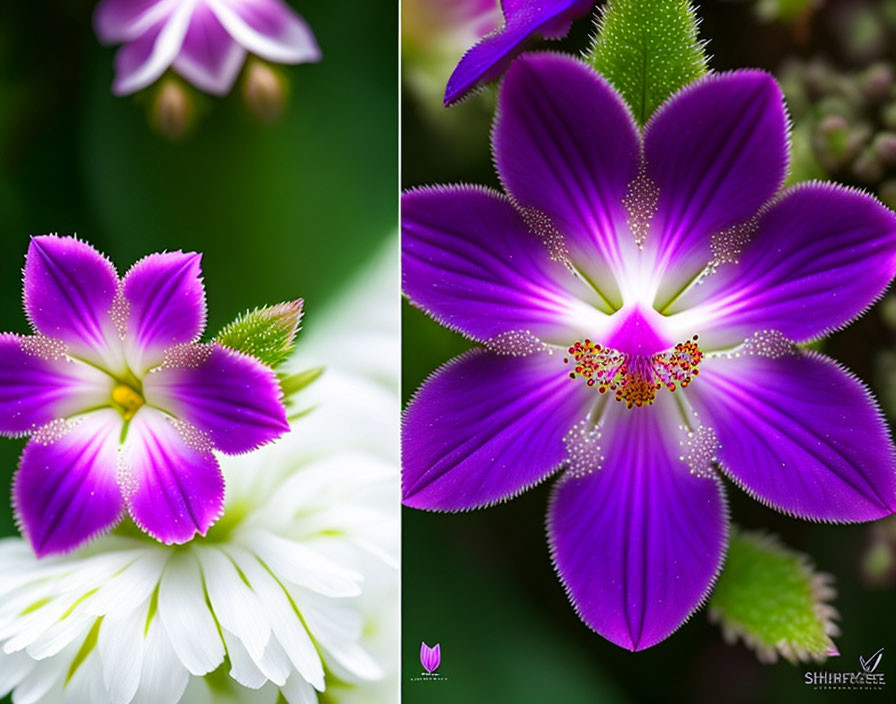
[563,336,703,409]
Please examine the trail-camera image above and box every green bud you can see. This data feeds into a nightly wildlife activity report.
[150,77,196,141]
[709,530,839,664]
[216,300,303,369]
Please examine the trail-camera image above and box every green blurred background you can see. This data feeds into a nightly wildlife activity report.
[0,2,395,694]
[402,1,896,702]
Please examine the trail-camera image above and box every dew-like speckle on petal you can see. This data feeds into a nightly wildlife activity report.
[519,205,570,263]
[486,330,549,357]
[116,446,137,500]
[705,217,758,277]
[563,419,603,478]
[31,417,80,445]
[678,424,719,479]
[156,342,214,369]
[169,417,213,453]
[726,330,795,359]
[20,335,69,360]
[109,287,130,341]
[622,162,659,249]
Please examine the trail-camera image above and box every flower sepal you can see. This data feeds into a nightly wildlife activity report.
[215,299,304,369]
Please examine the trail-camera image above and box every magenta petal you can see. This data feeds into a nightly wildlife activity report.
[94,0,177,44]
[548,398,727,651]
[403,349,593,511]
[494,52,640,301]
[121,251,207,373]
[23,236,120,366]
[143,344,288,455]
[686,352,896,522]
[122,409,224,544]
[403,186,611,346]
[210,0,321,65]
[674,184,896,348]
[14,410,123,557]
[644,71,788,303]
[444,1,594,104]
[0,334,113,437]
[172,2,246,96]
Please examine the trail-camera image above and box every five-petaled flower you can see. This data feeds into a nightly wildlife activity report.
[402,52,896,650]
[0,236,289,556]
[444,0,594,105]
[94,0,321,96]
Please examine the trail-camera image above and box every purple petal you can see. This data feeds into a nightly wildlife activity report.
[402,186,611,346]
[672,184,896,349]
[121,251,207,374]
[685,351,896,522]
[0,334,113,436]
[644,71,788,305]
[493,53,640,303]
[142,343,288,455]
[209,0,321,65]
[548,396,728,650]
[444,1,594,104]
[172,2,246,96]
[94,0,178,44]
[13,410,123,557]
[403,349,593,511]
[111,2,193,95]
[23,236,123,369]
[121,408,224,544]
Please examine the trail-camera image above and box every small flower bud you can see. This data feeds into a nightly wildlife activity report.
[243,59,288,124]
[861,63,894,104]
[882,102,896,131]
[873,132,896,165]
[150,78,194,141]
[852,147,884,183]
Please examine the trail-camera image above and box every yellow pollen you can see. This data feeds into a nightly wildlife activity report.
[112,384,144,420]
[563,336,703,409]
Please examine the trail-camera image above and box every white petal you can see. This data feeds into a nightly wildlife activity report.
[10,637,78,704]
[245,530,362,597]
[84,550,168,618]
[0,649,37,697]
[281,673,318,704]
[62,651,105,704]
[224,546,324,691]
[195,547,270,661]
[98,599,148,704]
[25,612,93,660]
[130,618,188,704]
[207,0,320,64]
[221,629,267,690]
[158,552,224,676]
[2,593,82,653]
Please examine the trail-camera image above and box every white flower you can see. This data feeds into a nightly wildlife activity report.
[0,239,399,704]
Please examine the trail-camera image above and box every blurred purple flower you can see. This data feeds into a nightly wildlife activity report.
[94,0,321,96]
[403,53,896,650]
[0,236,289,556]
[420,642,441,673]
[444,0,594,105]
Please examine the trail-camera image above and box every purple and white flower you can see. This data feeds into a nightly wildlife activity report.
[402,52,896,650]
[0,235,289,556]
[444,0,594,105]
[93,0,321,96]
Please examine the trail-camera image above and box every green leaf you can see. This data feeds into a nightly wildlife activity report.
[587,0,708,125]
[215,300,303,369]
[280,366,325,399]
[709,530,839,664]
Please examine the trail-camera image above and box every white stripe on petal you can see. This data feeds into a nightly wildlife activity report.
[158,551,224,676]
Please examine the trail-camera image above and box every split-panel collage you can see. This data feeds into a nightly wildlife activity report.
[1,1,895,703]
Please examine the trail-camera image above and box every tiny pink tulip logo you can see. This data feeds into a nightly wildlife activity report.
[420,642,441,673]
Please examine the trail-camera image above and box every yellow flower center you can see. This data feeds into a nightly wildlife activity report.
[111,384,144,420]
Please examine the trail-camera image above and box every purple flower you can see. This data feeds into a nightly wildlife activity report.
[402,53,896,650]
[94,0,321,96]
[444,0,594,105]
[0,236,289,556]
[420,642,441,673]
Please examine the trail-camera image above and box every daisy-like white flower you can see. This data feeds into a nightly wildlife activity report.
[0,239,400,704]
[0,236,289,555]
[402,53,896,650]
[444,0,594,105]
[93,0,321,96]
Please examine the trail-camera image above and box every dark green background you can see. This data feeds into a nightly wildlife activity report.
[0,1,395,697]
[402,2,896,703]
